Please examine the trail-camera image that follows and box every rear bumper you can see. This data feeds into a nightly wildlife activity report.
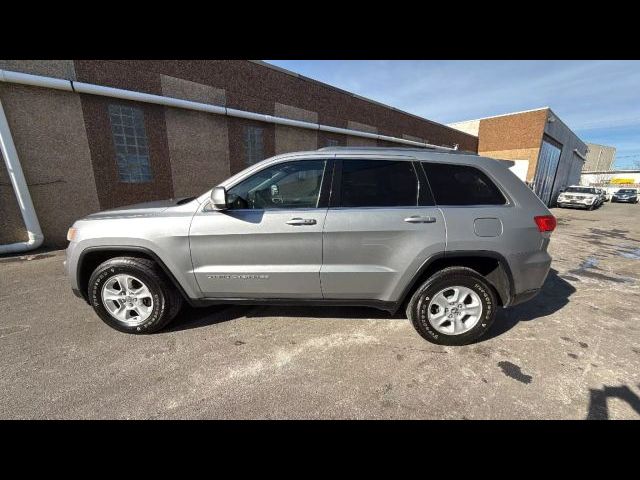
[507,250,552,306]
[509,289,541,306]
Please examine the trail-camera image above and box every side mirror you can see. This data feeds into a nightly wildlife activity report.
[211,186,228,210]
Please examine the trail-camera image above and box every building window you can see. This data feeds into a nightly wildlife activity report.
[108,104,153,183]
[244,125,264,166]
[325,138,340,147]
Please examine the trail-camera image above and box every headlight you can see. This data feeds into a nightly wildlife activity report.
[67,227,77,242]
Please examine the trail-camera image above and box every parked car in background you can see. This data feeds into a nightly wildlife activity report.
[556,186,601,210]
[595,188,607,204]
[64,147,556,346]
[611,188,639,203]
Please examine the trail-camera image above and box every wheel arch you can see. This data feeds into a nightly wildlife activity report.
[397,251,515,311]
[76,246,193,306]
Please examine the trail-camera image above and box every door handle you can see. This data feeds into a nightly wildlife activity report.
[404,216,436,224]
[286,217,317,226]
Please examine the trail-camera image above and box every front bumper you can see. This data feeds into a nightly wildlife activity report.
[612,197,637,203]
[63,256,81,298]
[558,202,592,209]
[64,241,81,293]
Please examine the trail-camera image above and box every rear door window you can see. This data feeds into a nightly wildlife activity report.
[421,163,506,206]
[339,159,420,207]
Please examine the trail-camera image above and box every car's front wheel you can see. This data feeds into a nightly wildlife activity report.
[406,267,498,346]
[88,257,183,333]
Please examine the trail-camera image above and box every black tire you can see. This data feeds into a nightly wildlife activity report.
[88,256,183,334]
[406,267,497,346]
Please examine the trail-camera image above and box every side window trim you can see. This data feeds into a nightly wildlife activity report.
[329,159,343,208]
[413,161,436,207]
[320,158,336,208]
[331,158,423,209]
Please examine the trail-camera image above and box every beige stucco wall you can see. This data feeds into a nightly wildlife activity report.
[0,149,27,244]
[347,121,377,147]
[584,143,616,171]
[274,103,318,154]
[161,75,230,197]
[447,119,480,137]
[0,83,100,246]
[481,148,541,181]
[0,60,76,80]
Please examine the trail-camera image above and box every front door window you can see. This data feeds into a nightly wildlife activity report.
[227,160,327,210]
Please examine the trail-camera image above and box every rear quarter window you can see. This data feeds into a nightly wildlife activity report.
[421,162,506,206]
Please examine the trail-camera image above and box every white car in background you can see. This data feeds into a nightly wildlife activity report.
[556,186,601,210]
[595,188,608,203]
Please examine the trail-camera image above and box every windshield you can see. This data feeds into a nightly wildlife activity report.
[617,189,636,194]
[565,187,595,194]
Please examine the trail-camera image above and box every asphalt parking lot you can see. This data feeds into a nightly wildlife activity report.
[1,202,639,419]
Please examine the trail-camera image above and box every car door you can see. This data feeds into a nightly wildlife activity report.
[320,156,446,302]
[189,157,331,298]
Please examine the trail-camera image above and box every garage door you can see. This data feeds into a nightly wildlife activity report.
[533,139,562,206]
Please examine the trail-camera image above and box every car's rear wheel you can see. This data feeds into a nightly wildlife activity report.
[88,257,183,334]
[406,267,497,346]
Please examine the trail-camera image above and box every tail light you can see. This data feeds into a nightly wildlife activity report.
[534,215,556,233]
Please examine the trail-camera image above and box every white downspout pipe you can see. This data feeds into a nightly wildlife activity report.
[0,69,459,151]
[0,97,44,253]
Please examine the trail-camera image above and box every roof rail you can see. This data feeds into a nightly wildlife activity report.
[317,146,474,155]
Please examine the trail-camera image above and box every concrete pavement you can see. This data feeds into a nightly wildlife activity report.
[1,202,639,419]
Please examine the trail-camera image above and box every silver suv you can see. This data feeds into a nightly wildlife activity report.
[65,147,555,345]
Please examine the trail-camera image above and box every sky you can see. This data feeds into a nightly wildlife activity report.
[265,60,640,169]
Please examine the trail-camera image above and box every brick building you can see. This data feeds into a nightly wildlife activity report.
[448,107,588,206]
[0,60,477,247]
